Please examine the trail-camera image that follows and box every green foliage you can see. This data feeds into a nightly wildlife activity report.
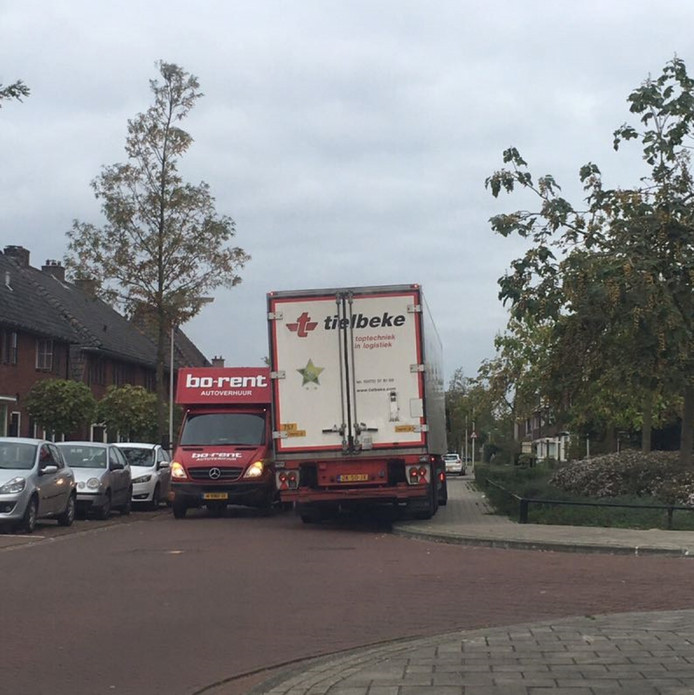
[445,368,508,462]
[24,379,96,439]
[485,56,694,463]
[96,384,157,442]
[550,451,694,504]
[0,80,30,106]
[477,453,694,529]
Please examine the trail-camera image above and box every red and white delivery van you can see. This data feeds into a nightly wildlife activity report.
[169,367,275,518]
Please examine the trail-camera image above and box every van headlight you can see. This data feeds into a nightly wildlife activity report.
[243,461,265,479]
[171,462,187,480]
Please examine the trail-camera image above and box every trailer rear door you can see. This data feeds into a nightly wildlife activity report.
[268,288,426,454]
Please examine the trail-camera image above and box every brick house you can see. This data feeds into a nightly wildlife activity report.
[0,245,209,439]
[515,408,570,463]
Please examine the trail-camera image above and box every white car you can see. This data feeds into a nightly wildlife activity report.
[116,443,171,510]
[443,453,465,476]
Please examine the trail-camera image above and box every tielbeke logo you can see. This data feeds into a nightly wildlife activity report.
[287,312,318,337]
[324,312,406,330]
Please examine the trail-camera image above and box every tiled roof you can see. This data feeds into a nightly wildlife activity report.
[31,270,160,367]
[0,252,77,342]
[0,247,210,369]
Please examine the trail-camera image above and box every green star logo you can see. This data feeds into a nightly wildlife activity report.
[297,359,324,386]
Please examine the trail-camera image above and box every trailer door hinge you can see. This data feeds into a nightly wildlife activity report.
[267,311,284,321]
[410,363,425,373]
[414,424,429,433]
[271,371,286,380]
[407,304,422,314]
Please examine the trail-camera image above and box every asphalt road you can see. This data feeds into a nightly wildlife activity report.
[1,506,693,695]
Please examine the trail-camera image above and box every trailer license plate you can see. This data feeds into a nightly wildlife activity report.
[203,492,228,500]
[337,474,369,482]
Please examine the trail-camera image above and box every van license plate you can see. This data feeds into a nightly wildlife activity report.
[337,474,369,482]
[203,492,228,500]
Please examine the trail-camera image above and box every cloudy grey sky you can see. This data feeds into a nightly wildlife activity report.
[1,1,690,382]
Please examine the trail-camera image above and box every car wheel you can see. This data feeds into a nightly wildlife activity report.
[18,496,38,534]
[95,491,112,520]
[148,484,161,511]
[172,499,187,519]
[57,493,76,527]
[120,491,132,516]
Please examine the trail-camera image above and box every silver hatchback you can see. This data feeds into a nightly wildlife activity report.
[56,442,132,519]
[0,437,76,533]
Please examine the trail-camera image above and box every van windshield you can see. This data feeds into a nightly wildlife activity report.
[180,413,266,446]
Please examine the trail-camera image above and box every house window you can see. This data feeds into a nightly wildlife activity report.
[144,371,155,391]
[36,339,53,371]
[9,411,20,437]
[88,358,107,386]
[1,330,18,365]
[112,363,134,387]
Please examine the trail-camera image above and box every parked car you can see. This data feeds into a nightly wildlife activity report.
[55,442,132,519]
[116,443,171,510]
[443,453,465,476]
[0,437,76,533]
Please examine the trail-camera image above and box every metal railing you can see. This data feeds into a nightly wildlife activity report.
[483,478,694,529]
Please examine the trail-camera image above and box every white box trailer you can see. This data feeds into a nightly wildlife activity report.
[267,284,447,521]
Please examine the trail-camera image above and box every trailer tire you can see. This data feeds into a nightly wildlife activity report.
[411,482,436,520]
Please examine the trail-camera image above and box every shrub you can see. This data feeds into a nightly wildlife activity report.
[550,451,694,505]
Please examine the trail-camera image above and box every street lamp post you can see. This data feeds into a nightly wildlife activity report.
[168,323,176,451]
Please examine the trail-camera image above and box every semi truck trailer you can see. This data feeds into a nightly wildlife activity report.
[267,284,447,522]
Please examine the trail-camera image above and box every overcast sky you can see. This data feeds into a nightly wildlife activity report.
[1,1,691,383]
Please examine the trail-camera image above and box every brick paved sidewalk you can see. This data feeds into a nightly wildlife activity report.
[249,610,694,694]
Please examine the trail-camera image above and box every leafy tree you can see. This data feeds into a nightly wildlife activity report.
[446,368,501,464]
[65,61,249,442]
[0,79,29,106]
[486,57,694,466]
[96,384,158,441]
[24,380,96,439]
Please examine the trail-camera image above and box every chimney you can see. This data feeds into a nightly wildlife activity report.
[74,277,97,296]
[41,259,66,282]
[3,245,30,267]
[211,356,225,367]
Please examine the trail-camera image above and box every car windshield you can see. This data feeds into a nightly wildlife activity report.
[119,447,155,467]
[180,413,266,446]
[59,445,107,469]
[0,442,36,470]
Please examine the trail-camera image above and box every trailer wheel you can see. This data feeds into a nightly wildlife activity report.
[411,482,436,520]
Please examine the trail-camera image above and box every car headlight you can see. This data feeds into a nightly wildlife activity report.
[243,461,265,479]
[132,474,152,484]
[87,478,102,490]
[0,477,26,494]
[171,462,187,480]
